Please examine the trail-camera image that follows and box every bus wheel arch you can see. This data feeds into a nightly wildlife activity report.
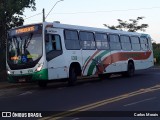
[68,62,81,86]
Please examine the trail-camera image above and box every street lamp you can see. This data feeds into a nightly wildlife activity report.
[45,0,64,20]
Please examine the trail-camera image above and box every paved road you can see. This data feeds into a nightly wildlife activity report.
[0,67,160,120]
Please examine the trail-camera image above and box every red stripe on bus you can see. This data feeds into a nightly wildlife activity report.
[95,51,152,75]
[103,51,152,68]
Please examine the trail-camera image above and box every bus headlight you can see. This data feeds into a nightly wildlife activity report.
[36,63,43,72]
[7,70,11,75]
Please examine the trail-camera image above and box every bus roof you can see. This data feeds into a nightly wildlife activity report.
[50,21,148,37]
[9,21,150,37]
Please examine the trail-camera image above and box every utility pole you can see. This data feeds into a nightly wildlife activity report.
[43,8,45,22]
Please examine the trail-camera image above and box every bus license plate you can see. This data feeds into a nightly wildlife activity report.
[19,78,26,82]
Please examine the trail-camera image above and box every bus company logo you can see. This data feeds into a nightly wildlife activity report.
[2,112,11,117]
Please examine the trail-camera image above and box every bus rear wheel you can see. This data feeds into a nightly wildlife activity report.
[126,62,135,77]
[68,67,77,86]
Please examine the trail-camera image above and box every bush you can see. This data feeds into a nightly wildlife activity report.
[153,49,160,64]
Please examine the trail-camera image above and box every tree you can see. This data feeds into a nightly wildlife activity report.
[0,0,36,49]
[104,17,149,32]
[152,42,160,64]
[0,0,36,73]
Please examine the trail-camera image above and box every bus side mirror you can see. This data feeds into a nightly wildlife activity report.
[45,34,49,42]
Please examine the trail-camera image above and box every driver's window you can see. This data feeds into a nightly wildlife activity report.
[45,34,62,53]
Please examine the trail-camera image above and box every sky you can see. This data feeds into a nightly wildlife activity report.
[24,0,160,43]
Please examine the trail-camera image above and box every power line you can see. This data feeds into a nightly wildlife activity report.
[24,12,42,20]
[52,6,160,14]
[24,0,64,22]
[24,6,160,20]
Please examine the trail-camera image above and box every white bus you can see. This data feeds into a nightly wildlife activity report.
[7,22,154,87]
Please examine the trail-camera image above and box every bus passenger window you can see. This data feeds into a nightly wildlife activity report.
[109,34,121,50]
[79,31,96,50]
[130,36,141,51]
[55,35,61,50]
[95,33,109,50]
[140,37,148,51]
[45,34,52,53]
[120,35,131,51]
[45,34,62,53]
[51,35,61,50]
[64,30,80,50]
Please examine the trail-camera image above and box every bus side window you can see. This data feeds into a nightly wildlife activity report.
[120,35,131,51]
[45,34,62,61]
[140,37,148,51]
[95,33,109,50]
[130,36,141,51]
[147,37,152,50]
[64,29,80,50]
[51,35,61,50]
[45,34,52,53]
[109,34,121,50]
[45,34,49,42]
[79,31,95,50]
[45,34,62,53]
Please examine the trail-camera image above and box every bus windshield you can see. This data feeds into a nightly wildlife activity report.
[7,25,43,69]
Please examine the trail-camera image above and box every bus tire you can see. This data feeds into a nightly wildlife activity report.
[38,81,47,87]
[126,62,135,77]
[68,67,77,86]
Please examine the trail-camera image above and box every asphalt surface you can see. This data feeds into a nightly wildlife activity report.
[0,66,160,120]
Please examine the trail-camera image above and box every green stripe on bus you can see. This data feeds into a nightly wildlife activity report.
[8,69,48,83]
[87,50,110,75]
[32,69,48,81]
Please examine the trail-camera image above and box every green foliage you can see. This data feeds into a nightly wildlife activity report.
[0,0,36,54]
[0,0,36,29]
[154,50,160,64]
[104,17,149,32]
[152,43,160,64]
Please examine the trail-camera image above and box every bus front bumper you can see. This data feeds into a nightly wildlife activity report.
[7,69,48,83]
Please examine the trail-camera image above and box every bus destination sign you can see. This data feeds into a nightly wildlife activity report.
[9,24,42,36]
[16,26,35,34]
